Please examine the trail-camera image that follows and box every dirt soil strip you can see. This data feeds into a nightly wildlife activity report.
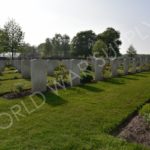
[111,99,150,147]
[118,115,150,147]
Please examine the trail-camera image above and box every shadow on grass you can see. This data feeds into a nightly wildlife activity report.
[132,73,148,78]
[103,78,125,85]
[79,84,104,93]
[121,76,139,81]
[42,92,68,106]
[0,73,3,76]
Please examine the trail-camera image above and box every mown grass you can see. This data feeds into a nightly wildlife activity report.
[0,67,31,95]
[140,104,150,123]
[0,79,31,95]
[0,67,60,95]
[0,71,150,149]
[0,67,22,81]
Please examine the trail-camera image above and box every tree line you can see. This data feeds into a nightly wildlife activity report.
[0,19,137,59]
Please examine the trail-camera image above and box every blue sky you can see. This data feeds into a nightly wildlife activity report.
[0,0,150,54]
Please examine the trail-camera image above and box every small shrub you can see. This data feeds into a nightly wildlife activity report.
[13,76,19,79]
[139,104,150,123]
[54,64,69,84]
[5,66,15,71]
[86,65,93,71]
[81,72,93,83]
[80,65,94,83]
[103,64,111,78]
[13,83,24,93]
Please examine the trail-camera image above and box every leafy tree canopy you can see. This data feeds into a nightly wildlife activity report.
[71,30,96,58]
[127,45,137,57]
[92,39,108,57]
[0,28,9,53]
[4,19,24,59]
[97,28,122,57]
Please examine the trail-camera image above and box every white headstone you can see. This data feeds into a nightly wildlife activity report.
[47,60,59,75]
[69,59,80,86]
[13,60,21,72]
[139,56,144,72]
[144,56,149,71]
[111,59,118,77]
[123,58,129,75]
[94,58,104,81]
[31,59,47,93]
[21,60,31,78]
[62,59,72,70]
[131,58,136,74]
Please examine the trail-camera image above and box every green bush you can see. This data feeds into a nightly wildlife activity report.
[54,64,69,84]
[86,65,93,71]
[139,104,150,123]
[103,64,111,78]
[13,83,24,93]
[80,65,94,83]
[13,76,19,79]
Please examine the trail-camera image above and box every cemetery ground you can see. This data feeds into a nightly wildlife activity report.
[0,67,150,149]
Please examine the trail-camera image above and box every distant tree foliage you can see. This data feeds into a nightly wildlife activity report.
[97,28,122,57]
[61,34,70,57]
[20,43,40,59]
[0,19,123,59]
[38,34,70,58]
[52,34,63,56]
[71,30,96,58]
[52,34,70,57]
[127,45,137,57]
[38,43,45,57]
[38,38,53,58]
[4,19,24,59]
[92,39,108,57]
[0,29,9,54]
[44,38,53,57]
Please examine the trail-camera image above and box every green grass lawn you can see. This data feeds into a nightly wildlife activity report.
[0,67,22,81]
[0,67,59,95]
[0,69,150,149]
[0,79,31,95]
[0,69,31,95]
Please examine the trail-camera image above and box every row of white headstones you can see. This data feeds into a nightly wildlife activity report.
[0,55,150,93]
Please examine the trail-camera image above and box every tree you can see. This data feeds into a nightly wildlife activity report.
[0,29,3,54]
[52,34,70,57]
[0,28,9,54]
[4,19,24,59]
[71,30,96,58]
[38,38,53,58]
[61,34,70,57]
[20,43,39,59]
[127,45,137,57]
[44,38,53,57]
[52,34,63,56]
[92,39,108,57]
[97,28,122,57]
[38,43,45,57]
